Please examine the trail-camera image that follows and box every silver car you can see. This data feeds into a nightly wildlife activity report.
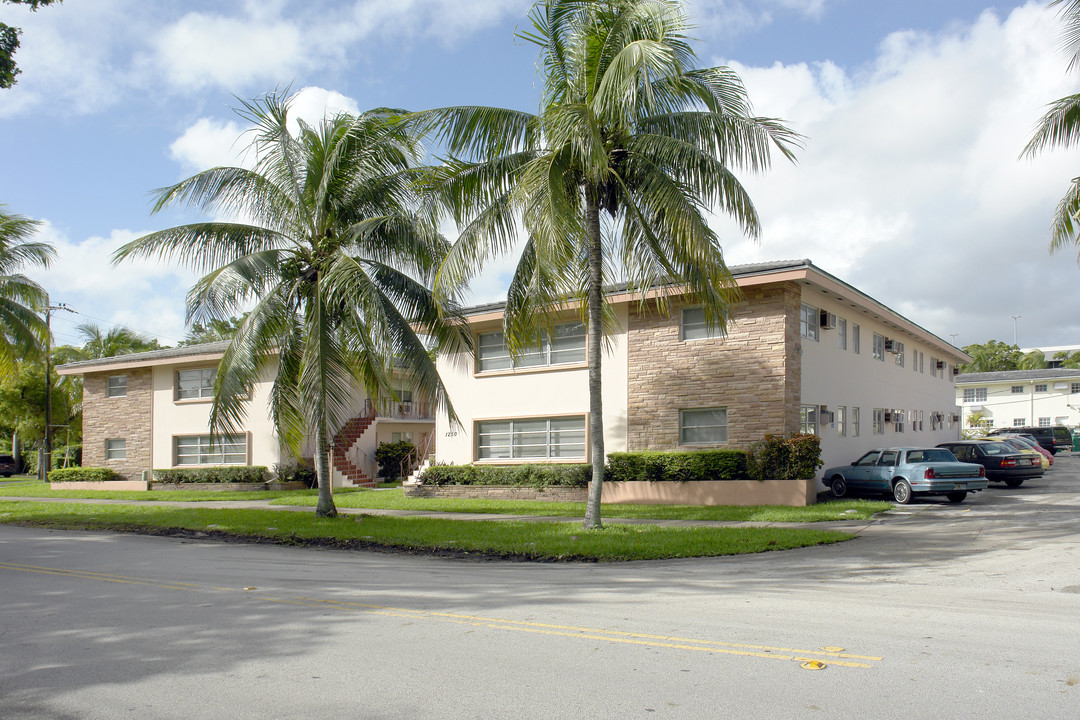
[822,447,988,504]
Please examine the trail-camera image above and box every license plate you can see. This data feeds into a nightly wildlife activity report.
[955,483,967,490]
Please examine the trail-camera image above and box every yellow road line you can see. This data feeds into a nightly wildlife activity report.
[0,560,880,669]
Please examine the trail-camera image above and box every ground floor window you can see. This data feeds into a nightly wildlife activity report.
[1013,418,1026,427]
[799,405,817,435]
[391,432,414,443]
[105,438,126,461]
[174,434,247,465]
[852,407,860,437]
[680,408,728,445]
[873,408,885,435]
[476,417,586,460]
[1038,417,1051,427]
[837,406,846,437]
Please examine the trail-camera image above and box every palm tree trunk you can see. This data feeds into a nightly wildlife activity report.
[314,419,338,517]
[583,194,605,530]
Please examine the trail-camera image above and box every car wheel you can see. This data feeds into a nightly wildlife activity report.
[830,477,847,498]
[946,491,967,503]
[893,479,912,504]
[1004,479,1024,488]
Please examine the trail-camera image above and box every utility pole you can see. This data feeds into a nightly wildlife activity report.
[42,297,75,480]
[1011,315,1021,347]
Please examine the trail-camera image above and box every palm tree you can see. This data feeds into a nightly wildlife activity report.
[414,0,799,528]
[114,90,466,517]
[1022,0,1080,254]
[75,322,161,359]
[0,204,55,377]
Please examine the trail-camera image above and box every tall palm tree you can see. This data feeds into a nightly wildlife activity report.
[114,91,466,517]
[1022,0,1080,254]
[0,204,55,377]
[75,322,160,359]
[414,0,799,528]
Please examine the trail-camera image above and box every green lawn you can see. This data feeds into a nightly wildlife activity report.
[0,500,853,562]
[0,482,320,502]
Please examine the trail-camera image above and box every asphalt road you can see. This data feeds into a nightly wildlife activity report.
[2,458,1080,719]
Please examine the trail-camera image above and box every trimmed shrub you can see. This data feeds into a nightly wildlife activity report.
[605,450,748,482]
[51,444,82,470]
[745,434,822,480]
[274,460,317,488]
[153,466,268,484]
[375,440,417,480]
[418,463,591,488]
[48,467,122,483]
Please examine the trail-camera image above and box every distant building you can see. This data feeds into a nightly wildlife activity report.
[1019,345,1080,369]
[954,369,1080,430]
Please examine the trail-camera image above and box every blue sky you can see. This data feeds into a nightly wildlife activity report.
[1,0,1076,353]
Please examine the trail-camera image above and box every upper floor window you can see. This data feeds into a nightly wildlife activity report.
[963,387,987,403]
[680,408,728,445]
[476,416,586,460]
[1011,385,1024,394]
[106,375,127,398]
[176,368,216,400]
[1072,383,1080,394]
[800,304,819,341]
[872,333,885,361]
[852,324,860,354]
[837,318,847,350]
[1035,384,1048,393]
[477,322,586,372]
[681,308,721,341]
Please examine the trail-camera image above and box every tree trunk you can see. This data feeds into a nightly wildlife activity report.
[314,420,338,517]
[583,194,605,530]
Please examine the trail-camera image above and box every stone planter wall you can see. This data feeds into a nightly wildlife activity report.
[402,484,589,502]
[50,480,150,491]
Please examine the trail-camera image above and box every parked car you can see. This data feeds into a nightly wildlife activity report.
[996,434,1053,468]
[822,447,988,504]
[0,454,15,478]
[987,426,1072,454]
[936,440,1044,487]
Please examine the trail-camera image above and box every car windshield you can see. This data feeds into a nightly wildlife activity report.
[979,442,1015,456]
[906,449,956,463]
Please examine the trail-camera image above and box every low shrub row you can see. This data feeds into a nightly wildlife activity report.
[153,466,269,484]
[605,450,746,482]
[419,463,592,487]
[47,467,122,483]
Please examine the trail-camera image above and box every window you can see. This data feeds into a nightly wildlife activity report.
[963,387,987,403]
[477,323,586,371]
[1072,383,1080,394]
[106,375,127,398]
[1011,386,1025,394]
[837,406,846,437]
[873,333,884,361]
[391,432,414,443]
[799,405,817,435]
[919,351,924,374]
[476,417,586,460]
[680,408,728,445]
[681,308,721,341]
[852,324,860,354]
[872,408,885,434]
[895,348,904,367]
[1013,418,1026,427]
[852,407,860,437]
[894,410,905,433]
[1039,417,1051,427]
[931,356,938,377]
[800,304,819,342]
[104,438,126,461]
[176,368,216,400]
[174,435,247,465]
[837,318,847,350]
[1036,384,1048,393]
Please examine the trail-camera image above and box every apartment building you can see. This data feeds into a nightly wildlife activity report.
[955,369,1080,430]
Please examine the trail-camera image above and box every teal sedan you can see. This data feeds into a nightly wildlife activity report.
[822,447,988,504]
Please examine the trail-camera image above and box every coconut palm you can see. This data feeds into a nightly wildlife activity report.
[1022,0,1080,254]
[0,204,55,377]
[414,0,799,528]
[75,322,160,359]
[114,90,466,517]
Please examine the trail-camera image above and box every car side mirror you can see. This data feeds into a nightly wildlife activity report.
[850,461,857,466]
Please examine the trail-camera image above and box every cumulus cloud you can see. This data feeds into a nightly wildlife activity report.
[711,5,1080,346]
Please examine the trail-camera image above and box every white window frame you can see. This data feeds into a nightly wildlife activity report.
[1035,384,1048,393]
[852,407,860,437]
[176,368,216,400]
[104,438,126,461]
[873,333,885,361]
[476,322,586,372]
[1011,386,1024,394]
[1038,417,1051,428]
[963,387,988,403]
[476,416,586,460]
[1012,418,1026,427]
[837,406,846,437]
[852,324,860,354]
[800,304,819,342]
[873,408,885,435]
[681,307,721,341]
[679,408,729,445]
[837,318,847,350]
[799,405,817,435]
[174,434,247,466]
[106,375,127,398]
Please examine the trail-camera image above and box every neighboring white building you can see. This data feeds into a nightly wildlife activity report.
[57,342,434,486]
[435,259,970,483]
[954,369,1080,430]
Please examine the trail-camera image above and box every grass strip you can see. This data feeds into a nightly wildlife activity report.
[0,484,324,502]
[0,501,852,562]
[270,487,891,522]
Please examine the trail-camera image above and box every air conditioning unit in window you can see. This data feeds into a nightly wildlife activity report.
[820,410,835,424]
[818,310,837,329]
[884,339,904,354]
[935,360,945,370]
[952,366,960,376]
[883,411,894,422]
[950,413,961,423]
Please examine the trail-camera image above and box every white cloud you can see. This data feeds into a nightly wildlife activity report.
[169,118,251,175]
[711,4,1080,346]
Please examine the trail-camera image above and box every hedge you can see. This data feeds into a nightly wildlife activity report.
[745,434,823,480]
[604,450,748,482]
[153,466,269,484]
[418,463,591,487]
[47,467,122,483]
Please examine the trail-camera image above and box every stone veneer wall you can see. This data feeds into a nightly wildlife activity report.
[626,283,802,452]
[81,369,152,480]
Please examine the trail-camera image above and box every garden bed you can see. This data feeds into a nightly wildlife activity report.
[49,481,308,492]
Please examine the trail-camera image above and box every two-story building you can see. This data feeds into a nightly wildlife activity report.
[954,369,1080,430]
[56,342,434,486]
[434,259,969,482]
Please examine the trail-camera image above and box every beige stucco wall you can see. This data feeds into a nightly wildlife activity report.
[150,361,283,471]
[799,287,963,475]
[81,368,153,480]
[435,305,630,464]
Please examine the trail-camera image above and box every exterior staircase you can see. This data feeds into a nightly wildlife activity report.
[330,412,376,487]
